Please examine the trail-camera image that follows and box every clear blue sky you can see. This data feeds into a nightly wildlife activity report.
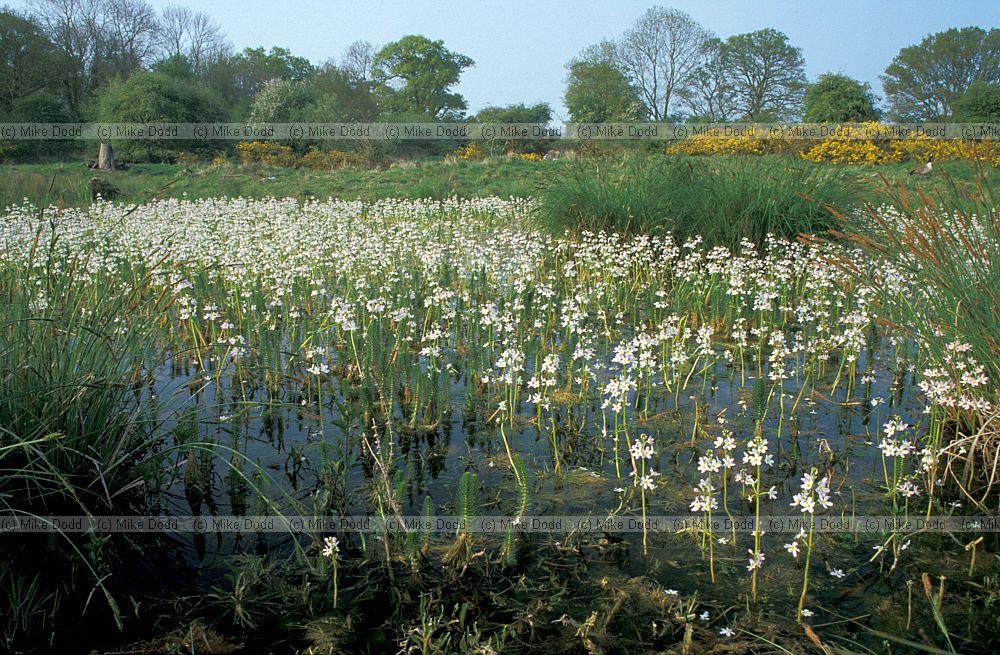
[9,0,1000,117]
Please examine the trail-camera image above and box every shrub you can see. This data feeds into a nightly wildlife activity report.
[237,140,295,167]
[2,91,75,158]
[666,129,768,156]
[455,142,484,160]
[94,71,226,162]
[669,122,1000,166]
[297,149,367,170]
[802,140,901,164]
[888,138,1000,166]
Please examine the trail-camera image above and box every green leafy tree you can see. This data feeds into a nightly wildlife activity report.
[476,102,552,153]
[203,46,314,118]
[882,27,1000,120]
[94,70,225,161]
[230,46,314,95]
[954,81,1000,122]
[3,90,73,156]
[309,63,378,122]
[803,73,880,122]
[0,10,70,113]
[372,35,473,118]
[152,53,196,80]
[564,50,644,123]
[724,28,806,120]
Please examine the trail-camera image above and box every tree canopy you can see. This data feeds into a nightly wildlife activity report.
[372,35,473,119]
[723,28,806,120]
[882,27,1000,120]
[954,81,1000,122]
[94,70,225,160]
[564,51,644,123]
[615,6,710,120]
[0,9,70,113]
[803,73,880,123]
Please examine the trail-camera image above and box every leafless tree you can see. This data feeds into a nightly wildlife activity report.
[341,39,375,82]
[680,38,736,121]
[158,5,230,73]
[615,7,711,120]
[98,0,160,76]
[28,0,101,113]
[29,0,160,111]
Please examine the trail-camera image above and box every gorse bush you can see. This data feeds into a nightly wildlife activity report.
[535,155,861,249]
[668,124,1000,166]
[237,140,296,167]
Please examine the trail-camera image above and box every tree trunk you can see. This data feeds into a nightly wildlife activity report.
[98,142,114,170]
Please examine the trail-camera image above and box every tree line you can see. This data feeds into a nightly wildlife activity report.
[565,7,998,123]
[1,1,998,162]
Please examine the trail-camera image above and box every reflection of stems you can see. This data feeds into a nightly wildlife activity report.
[723,470,736,546]
[690,403,699,447]
[550,412,561,475]
[790,365,812,416]
[751,428,762,603]
[500,421,522,487]
[606,412,620,480]
[797,513,814,622]
[348,330,363,379]
[707,493,715,583]
[332,559,339,609]
[640,484,648,556]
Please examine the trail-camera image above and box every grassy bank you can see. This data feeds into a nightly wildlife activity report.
[0,158,555,208]
[1,155,990,211]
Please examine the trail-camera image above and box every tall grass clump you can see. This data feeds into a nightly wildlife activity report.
[0,222,171,646]
[534,156,684,237]
[828,165,1000,506]
[0,231,167,514]
[535,155,861,249]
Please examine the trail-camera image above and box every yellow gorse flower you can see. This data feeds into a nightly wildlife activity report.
[667,122,998,166]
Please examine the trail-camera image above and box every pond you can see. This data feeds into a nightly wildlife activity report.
[1,197,993,653]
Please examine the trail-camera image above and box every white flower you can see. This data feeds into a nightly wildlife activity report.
[321,536,340,559]
[784,541,800,558]
[830,568,845,578]
[663,588,678,596]
[800,608,814,617]
[719,627,735,637]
